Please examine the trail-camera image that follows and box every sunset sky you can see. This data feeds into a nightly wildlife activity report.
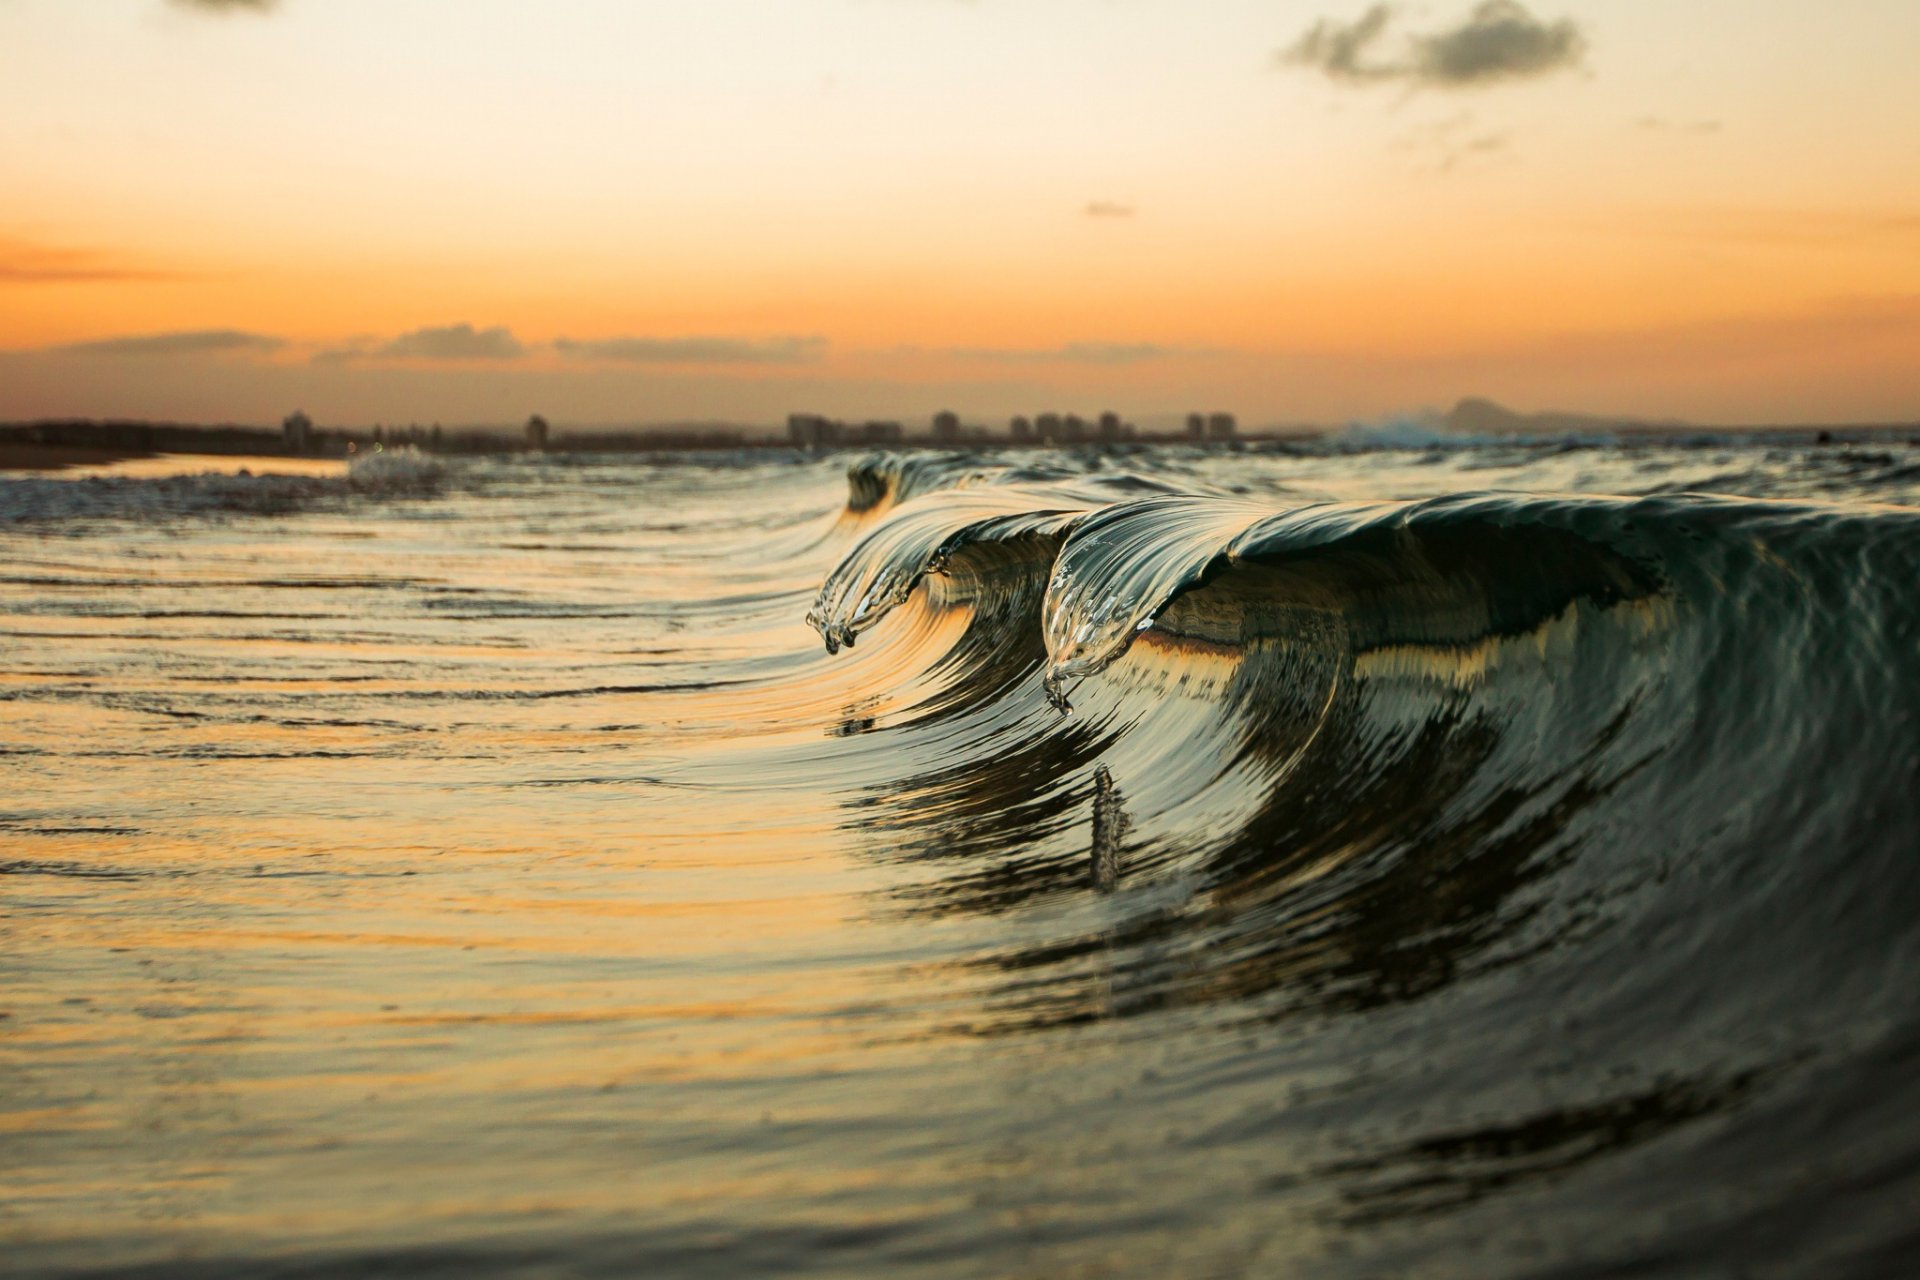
[3,0,1917,428]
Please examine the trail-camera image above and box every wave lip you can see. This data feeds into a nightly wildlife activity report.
[813,483,1672,710]
[809,486,1092,653]
[841,450,1002,515]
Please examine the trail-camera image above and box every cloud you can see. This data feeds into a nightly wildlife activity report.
[1055,342,1174,364]
[1283,2,1585,89]
[1390,113,1513,172]
[1084,201,1136,219]
[1414,1,1584,85]
[1422,129,1510,173]
[1637,116,1723,135]
[0,239,177,285]
[52,329,284,358]
[376,323,525,361]
[554,335,827,365]
[954,342,1178,365]
[167,0,278,14]
[1284,5,1397,83]
[307,338,377,365]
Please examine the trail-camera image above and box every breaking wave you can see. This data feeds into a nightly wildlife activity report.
[802,453,1920,1269]
[0,447,444,525]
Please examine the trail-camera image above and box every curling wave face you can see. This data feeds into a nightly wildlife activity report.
[6,439,1920,1278]
[804,447,1920,1272]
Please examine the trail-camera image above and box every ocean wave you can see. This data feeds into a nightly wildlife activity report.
[794,470,1920,1271]
[0,447,444,524]
[813,485,1690,702]
[10,439,1920,1275]
[1323,417,1620,453]
[808,473,1920,1076]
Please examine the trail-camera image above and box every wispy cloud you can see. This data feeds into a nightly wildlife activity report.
[953,342,1180,365]
[1056,342,1175,364]
[1284,5,1396,83]
[1637,116,1723,135]
[0,239,178,286]
[52,329,283,358]
[307,337,376,365]
[1084,201,1136,219]
[554,335,828,365]
[1283,2,1585,89]
[1391,113,1513,172]
[376,323,525,361]
[167,0,279,15]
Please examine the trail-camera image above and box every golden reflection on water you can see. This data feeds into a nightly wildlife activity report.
[46,455,351,482]
[1,465,1044,1270]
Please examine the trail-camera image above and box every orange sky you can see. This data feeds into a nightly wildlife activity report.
[3,0,1918,427]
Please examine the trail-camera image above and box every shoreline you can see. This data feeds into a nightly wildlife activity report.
[0,445,349,479]
[3,424,1915,472]
[0,444,157,472]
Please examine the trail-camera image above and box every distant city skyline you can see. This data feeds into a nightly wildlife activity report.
[3,0,1918,425]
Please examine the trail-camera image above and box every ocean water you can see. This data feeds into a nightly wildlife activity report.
[4,438,1919,1278]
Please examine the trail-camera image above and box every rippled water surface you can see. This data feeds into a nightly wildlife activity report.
[4,440,1919,1278]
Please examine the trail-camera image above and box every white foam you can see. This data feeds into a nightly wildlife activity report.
[0,447,444,524]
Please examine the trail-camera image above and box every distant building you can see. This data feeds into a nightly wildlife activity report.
[1097,411,1128,443]
[1009,415,1034,443]
[1185,412,1207,440]
[932,410,961,443]
[281,410,313,454]
[1206,412,1237,442]
[787,413,841,448]
[526,414,550,450]
[1035,412,1062,444]
[1060,414,1087,444]
[857,420,903,445]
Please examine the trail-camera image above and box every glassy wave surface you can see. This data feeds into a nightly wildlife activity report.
[5,439,1919,1278]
